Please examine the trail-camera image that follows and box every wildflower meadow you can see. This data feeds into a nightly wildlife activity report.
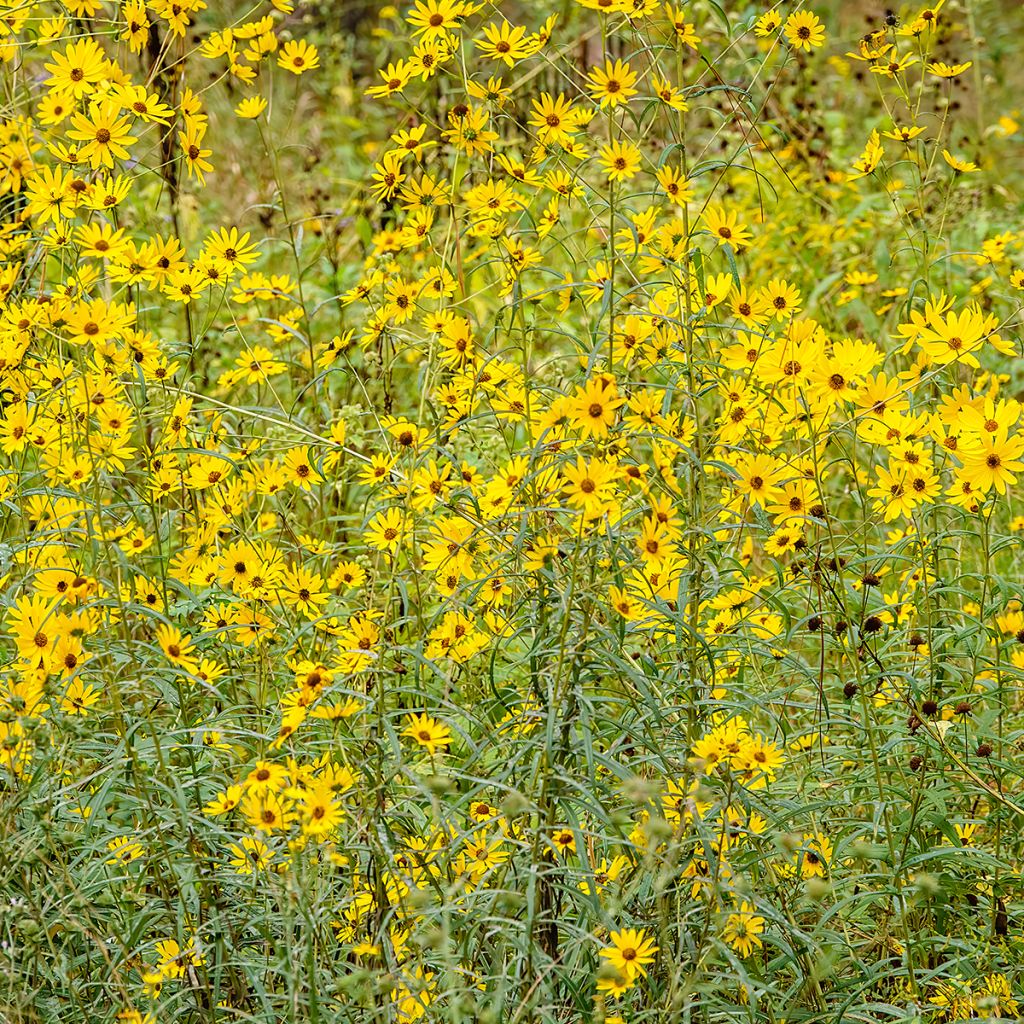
[2,0,1024,1021]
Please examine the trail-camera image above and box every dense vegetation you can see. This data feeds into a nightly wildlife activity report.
[2,1,1024,1021]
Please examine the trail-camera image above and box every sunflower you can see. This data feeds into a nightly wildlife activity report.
[277,39,319,74]
[958,432,1024,494]
[599,928,658,981]
[586,58,639,108]
[401,712,453,755]
[570,376,625,438]
[297,780,344,837]
[155,624,199,673]
[722,902,765,957]
[528,92,576,148]
[7,594,65,665]
[66,103,137,170]
[784,11,825,51]
[43,38,107,97]
[597,139,641,182]
[228,837,274,875]
[406,0,464,39]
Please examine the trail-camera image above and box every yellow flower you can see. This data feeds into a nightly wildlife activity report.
[228,836,274,874]
[722,901,765,957]
[475,21,540,66]
[283,447,324,490]
[570,376,625,438]
[277,39,319,75]
[755,10,781,36]
[401,712,453,755]
[599,928,658,981]
[156,624,199,673]
[795,832,833,878]
[106,836,145,864]
[528,92,576,147]
[235,95,268,118]
[364,507,407,553]
[942,149,979,173]
[60,678,100,716]
[43,38,107,98]
[928,60,972,78]
[406,0,463,39]
[296,780,344,837]
[586,59,639,108]
[784,11,825,51]
[66,103,137,170]
[366,60,415,99]
[597,139,641,181]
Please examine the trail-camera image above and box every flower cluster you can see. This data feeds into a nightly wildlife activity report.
[0,0,1022,1021]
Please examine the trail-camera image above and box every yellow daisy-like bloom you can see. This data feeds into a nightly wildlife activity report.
[586,59,639,108]
[784,11,825,51]
[475,21,539,67]
[599,928,659,981]
[928,60,972,78]
[277,39,319,74]
[66,102,137,170]
[43,38,107,98]
[235,95,268,118]
[529,92,577,147]
[283,447,324,491]
[942,149,978,173]
[60,678,100,716]
[155,623,198,673]
[655,163,693,205]
[795,831,833,878]
[597,139,641,182]
[917,305,994,366]
[297,780,344,837]
[228,836,274,875]
[755,9,781,36]
[704,204,754,248]
[549,828,577,857]
[722,901,766,957]
[570,376,625,438]
[406,0,463,39]
[401,712,453,755]
[365,59,415,99]
[957,432,1024,495]
[364,507,407,553]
